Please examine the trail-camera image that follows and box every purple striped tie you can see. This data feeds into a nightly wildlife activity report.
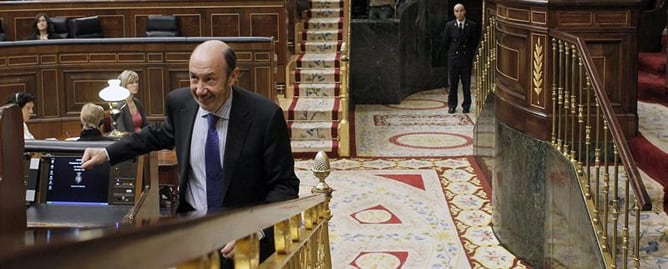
[205,113,223,209]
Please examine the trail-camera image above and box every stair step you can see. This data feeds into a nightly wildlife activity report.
[297,53,341,68]
[638,71,668,104]
[305,18,343,29]
[638,52,666,76]
[293,83,341,97]
[300,41,343,53]
[285,97,341,121]
[307,8,344,18]
[291,139,338,154]
[294,68,341,84]
[288,120,339,140]
[309,0,344,9]
[302,29,343,41]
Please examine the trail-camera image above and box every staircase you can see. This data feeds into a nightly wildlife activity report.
[283,0,350,158]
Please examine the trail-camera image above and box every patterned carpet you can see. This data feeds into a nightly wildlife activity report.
[297,89,528,268]
[354,89,475,157]
[296,89,668,268]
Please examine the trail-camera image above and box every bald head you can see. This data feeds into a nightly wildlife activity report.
[453,3,466,21]
[191,40,236,72]
[189,40,240,112]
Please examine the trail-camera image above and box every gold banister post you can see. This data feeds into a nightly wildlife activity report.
[311,151,334,269]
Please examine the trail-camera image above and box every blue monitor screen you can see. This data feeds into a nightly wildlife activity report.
[44,156,110,205]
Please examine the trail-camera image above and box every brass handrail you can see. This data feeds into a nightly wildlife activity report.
[1,152,335,269]
[550,30,650,269]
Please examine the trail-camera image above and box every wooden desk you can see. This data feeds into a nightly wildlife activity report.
[157,149,178,186]
[0,0,289,84]
[0,37,275,139]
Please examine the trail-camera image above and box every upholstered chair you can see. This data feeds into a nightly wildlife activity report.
[145,15,181,37]
[69,16,103,38]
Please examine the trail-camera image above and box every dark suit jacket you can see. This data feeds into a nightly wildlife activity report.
[442,19,480,67]
[106,86,299,263]
[115,97,150,133]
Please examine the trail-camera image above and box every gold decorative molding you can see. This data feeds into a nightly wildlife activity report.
[532,38,544,103]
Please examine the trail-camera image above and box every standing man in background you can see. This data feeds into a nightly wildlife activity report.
[442,3,480,114]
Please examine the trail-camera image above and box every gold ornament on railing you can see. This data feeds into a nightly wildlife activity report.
[312,151,332,193]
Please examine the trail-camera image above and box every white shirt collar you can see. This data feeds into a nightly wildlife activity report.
[197,90,233,120]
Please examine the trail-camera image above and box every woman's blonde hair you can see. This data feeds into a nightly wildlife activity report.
[117,70,139,88]
[80,103,105,129]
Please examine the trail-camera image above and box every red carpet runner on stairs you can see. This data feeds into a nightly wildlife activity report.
[632,44,668,213]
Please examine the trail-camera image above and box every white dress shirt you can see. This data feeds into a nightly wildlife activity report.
[186,94,233,211]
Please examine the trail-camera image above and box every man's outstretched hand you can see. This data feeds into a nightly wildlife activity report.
[81,148,108,170]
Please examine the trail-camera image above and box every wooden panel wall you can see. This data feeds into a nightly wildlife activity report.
[0,0,288,85]
[0,38,275,139]
[493,1,638,140]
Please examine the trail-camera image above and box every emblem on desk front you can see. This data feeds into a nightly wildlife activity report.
[75,172,83,184]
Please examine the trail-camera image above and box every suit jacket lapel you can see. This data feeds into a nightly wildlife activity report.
[221,88,250,202]
[178,99,198,191]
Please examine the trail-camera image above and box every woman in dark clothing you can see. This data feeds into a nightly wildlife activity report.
[78,103,113,141]
[115,70,149,133]
[29,13,57,40]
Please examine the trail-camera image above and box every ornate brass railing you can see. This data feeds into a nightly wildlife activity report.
[549,31,649,269]
[473,11,650,268]
[473,16,496,115]
[0,152,334,269]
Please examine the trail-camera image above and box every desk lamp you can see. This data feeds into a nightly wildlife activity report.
[98,79,130,138]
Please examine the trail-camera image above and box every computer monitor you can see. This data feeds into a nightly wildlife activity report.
[43,156,110,205]
[34,154,139,206]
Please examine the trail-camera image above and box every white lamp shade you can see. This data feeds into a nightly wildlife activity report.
[99,79,131,102]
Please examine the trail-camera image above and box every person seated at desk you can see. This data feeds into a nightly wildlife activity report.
[368,0,397,19]
[6,92,36,140]
[78,103,114,141]
[116,70,149,133]
[28,13,56,40]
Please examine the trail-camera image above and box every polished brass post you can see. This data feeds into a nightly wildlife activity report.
[577,56,585,174]
[585,126,592,199]
[593,102,601,225]
[311,151,333,269]
[570,45,577,163]
[235,233,260,269]
[563,44,571,157]
[611,144,619,265]
[584,74,593,198]
[557,40,564,151]
[601,118,610,253]
[551,38,557,146]
[634,202,641,269]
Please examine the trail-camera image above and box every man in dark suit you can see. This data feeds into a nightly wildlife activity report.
[81,40,299,267]
[442,3,480,114]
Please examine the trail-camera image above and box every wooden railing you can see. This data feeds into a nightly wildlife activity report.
[0,150,334,269]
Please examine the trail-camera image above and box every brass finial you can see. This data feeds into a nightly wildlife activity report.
[312,151,332,193]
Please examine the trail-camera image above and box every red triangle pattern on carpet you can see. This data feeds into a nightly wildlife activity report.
[376,174,426,191]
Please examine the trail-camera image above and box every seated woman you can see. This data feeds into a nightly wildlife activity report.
[78,103,113,141]
[116,70,149,133]
[28,13,56,40]
[6,92,36,140]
